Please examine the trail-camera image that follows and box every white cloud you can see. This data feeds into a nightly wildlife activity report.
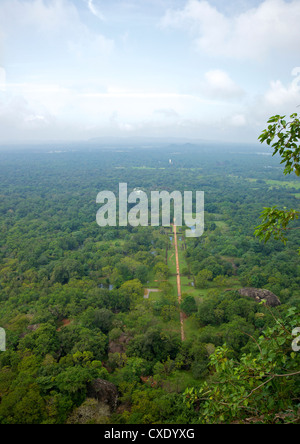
[0,0,114,56]
[0,0,115,140]
[230,68,300,137]
[161,0,300,60]
[86,0,105,20]
[263,68,300,108]
[153,108,180,119]
[202,69,244,100]
[68,32,114,59]
[0,88,57,139]
[230,114,246,127]
[0,0,298,144]
[0,0,78,33]
[0,67,6,91]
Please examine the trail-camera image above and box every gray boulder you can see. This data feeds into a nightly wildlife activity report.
[87,379,118,412]
[238,288,281,307]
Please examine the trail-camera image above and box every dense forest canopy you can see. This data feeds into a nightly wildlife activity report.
[0,141,299,424]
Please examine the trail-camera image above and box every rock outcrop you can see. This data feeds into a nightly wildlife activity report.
[87,379,118,412]
[108,332,131,354]
[238,288,281,307]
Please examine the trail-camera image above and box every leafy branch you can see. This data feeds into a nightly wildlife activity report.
[254,206,299,244]
[258,113,300,176]
[183,307,300,423]
[255,112,300,248]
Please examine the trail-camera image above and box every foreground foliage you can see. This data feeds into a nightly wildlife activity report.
[255,113,300,248]
[184,307,300,423]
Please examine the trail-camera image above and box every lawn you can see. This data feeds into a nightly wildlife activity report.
[265,179,300,189]
[162,369,203,392]
[183,315,201,342]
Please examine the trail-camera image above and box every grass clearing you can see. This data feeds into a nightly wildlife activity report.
[265,179,300,189]
[162,370,203,392]
[184,315,199,339]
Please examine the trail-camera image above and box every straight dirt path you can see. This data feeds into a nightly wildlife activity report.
[173,222,185,342]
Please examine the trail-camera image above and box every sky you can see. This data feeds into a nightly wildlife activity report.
[0,0,300,144]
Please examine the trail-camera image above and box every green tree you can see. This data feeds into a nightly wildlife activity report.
[181,295,197,316]
[18,323,60,358]
[195,269,213,289]
[113,357,148,384]
[0,352,47,424]
[184,308,300,424]
[119,279,144,308]
[0,383,46,424]
[79,307,113,334]
[154,262,170,281]
[255,113,300,248]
